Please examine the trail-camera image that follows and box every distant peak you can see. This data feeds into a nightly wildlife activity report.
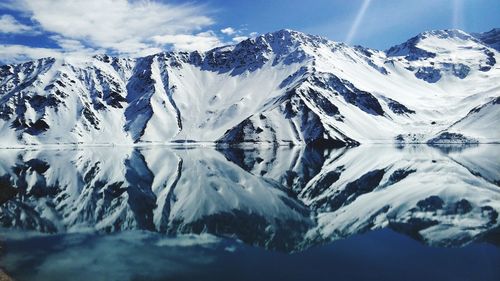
[386,29,482,57]
[272,29,325,38]
[264,29,307,37]
[476,28,500,35]
[403,29,476,45]
[416,29,475,41]
[472,28,500,51]
[271,28,300,35]
[247,29,331,50]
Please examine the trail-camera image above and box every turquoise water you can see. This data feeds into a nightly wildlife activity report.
[1,228,499,281]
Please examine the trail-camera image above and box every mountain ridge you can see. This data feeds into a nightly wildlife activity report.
[0,28,499,147]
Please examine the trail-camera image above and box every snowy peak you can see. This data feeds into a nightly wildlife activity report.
[417,29,480,42]
[197,29,332,75]
[386,29,498,82]
[257,29,331,49]
[387,29,482,57]
[473,28,500,51]
[0,28,499,147]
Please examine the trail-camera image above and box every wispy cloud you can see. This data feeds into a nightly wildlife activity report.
[0,44,62,63]
[220,27,256,44]
[12,0,215,53]
[221,27,236,35]
[152,31,222,52]
[0,0,256,63]
[0,14,34,34]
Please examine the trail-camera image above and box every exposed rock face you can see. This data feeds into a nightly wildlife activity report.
[0,29,499,147]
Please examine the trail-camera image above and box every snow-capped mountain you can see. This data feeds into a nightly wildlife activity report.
[473,28,500,51]
[0,146,498,251]
[0,28,499,147]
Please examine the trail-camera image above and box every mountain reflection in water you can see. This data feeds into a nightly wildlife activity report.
[0,145,499,281]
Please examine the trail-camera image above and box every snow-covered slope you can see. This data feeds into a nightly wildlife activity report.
[428,96,500,144]
[0,29,499,147]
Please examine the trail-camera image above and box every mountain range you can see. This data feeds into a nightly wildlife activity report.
[0,28,499,147]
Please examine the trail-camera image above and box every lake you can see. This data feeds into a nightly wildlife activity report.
[0,144,499,281]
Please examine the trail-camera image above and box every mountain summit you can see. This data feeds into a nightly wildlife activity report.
[0,29,499,147]
[473,28,500,51]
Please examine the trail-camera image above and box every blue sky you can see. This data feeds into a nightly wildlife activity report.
[0,0,499,63]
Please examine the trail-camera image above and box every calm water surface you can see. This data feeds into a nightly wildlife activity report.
[0,145,499,281]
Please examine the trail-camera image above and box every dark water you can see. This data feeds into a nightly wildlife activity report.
[0,144,499,281]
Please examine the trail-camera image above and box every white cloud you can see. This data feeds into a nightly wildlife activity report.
[232,36,248,43]
[0,44,62,63]
[50,35,91,52]
[0,0,257,63]
[152,31,222,52]
[0,15,33,34]
[221,27,236,35]
[0,43,108,64]
[2,0,218,56]
[0,1,23,10]
[222,27,255,43]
